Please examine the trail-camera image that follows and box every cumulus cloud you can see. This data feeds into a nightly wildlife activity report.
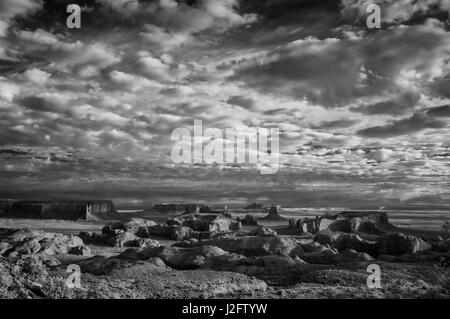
[23,68,50,84]
[0,80,20,102]
[366,148,394,162]
[100,0,256,51]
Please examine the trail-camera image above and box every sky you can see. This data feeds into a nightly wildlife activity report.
[0,0,449,208]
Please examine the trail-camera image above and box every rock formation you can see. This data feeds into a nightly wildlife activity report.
[262,205,285,221]
[0,200,119,221]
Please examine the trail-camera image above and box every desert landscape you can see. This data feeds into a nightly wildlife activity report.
[0,201,449,299]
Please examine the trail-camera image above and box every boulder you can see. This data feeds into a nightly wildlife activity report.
[107,231,139,247]
[378,233,431,255]
[250,226,277,237]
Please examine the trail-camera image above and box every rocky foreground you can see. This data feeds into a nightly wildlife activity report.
[0,212,449,299]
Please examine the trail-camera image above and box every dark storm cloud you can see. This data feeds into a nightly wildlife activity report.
[357,113,447,138]
[311,119,359,130]
[226,95,255,109]
[351,91,421,116]
[232,23,450,106]
[429,77,450,98]
[426,104,450,117]
[341,0,450,26]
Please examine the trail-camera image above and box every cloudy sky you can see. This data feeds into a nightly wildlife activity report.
[0,0,449,208]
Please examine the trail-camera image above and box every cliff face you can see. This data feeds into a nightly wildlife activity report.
[0,200,119,221]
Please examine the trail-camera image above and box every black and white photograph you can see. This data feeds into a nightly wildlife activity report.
[0,0,449,303]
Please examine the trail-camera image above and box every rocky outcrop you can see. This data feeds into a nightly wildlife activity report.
[314,230,377,255]
[314,229,432,257]
[0,200,118,221]
[290,218,320,234]
[262,205,285,221]
[240,214,258,225]
[302,249,374,264]
[318,211,390,234]
[250,226,277,237]
[178,235,304,258]
[0,228,90,257]
[102,218,157,235]
[168,214,242,232]
[378,233,431,255]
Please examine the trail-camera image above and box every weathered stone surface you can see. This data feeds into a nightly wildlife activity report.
[378,233,431,255]
[313,230,342,246]
[0,228,89,257]
[302,248,373,264]
[170,214,242,232]
[180,235,304,258]
[318,211,390,234]
[102,218,157,235]
[313,230,378,256]
[255,255,296,268]
[333,233,379,256]
[107,231,139,247]
[250,226,277,237]
[302,242,329,253]
[69,245,91,256]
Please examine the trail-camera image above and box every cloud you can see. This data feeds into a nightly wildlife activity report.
[366,148,394,162]
[352,91,421,115]
[426,104,450,117]
[107,70,161,92]
[23,68,50,84]
[0,80,20,101]
[232,24,450,106]
[226,95,255,109]
[0,0,42,20]
[99,0,256,40]
[15,93,69,113]
[357,113,447,138]
[311,119,359,129]
[341,0,450,24]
